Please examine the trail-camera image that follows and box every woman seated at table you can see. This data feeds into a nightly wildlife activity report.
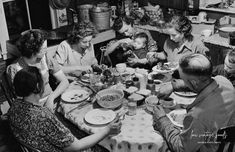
[163,15,210,62]
[55,21,98,77]
[7,30,69,111]
[8,66,121,152]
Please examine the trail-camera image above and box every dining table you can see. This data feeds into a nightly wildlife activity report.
[58,68,196,152]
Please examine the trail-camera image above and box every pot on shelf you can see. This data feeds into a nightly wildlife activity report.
[90,6,111,31]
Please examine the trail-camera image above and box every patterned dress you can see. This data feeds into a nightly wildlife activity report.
[8,99,74,152]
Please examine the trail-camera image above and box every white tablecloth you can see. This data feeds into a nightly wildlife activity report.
[59,81,195,152]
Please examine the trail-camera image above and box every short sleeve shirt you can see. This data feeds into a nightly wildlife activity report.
[164,37,210,62]
[6,53,61,100]
[8,99,74,152]
[55,40,98,67]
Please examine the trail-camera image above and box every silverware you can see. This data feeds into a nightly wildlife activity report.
[66,101,90,115]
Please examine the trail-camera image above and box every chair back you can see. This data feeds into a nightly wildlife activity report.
[217,125,235,152]
[0,70,16,106]
[18,140,42,152]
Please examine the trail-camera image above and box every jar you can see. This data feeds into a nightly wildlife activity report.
[133,77,140,89]
[127,102,137,116]
[147,79,155,94]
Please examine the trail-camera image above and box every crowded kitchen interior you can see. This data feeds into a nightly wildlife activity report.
[1,0,235,151]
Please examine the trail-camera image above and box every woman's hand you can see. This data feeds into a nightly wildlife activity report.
[79,66,92,73]
[106,117,122,136]
[45,95,55,112]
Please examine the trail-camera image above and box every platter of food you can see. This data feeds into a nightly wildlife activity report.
[61,89,90,103]
[166,109,187,128]
[152,62,178,73]
[148,72,172,82]
[84,109,116,125]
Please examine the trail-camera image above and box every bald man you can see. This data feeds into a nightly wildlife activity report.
[152,54,235,152]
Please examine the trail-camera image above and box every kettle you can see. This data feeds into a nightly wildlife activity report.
[198,11,207,23]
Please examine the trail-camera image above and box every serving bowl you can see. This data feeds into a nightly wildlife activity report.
[96,89,124,109]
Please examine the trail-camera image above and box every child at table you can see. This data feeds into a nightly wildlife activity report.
[213,49,235,87]
[123,32,150,67]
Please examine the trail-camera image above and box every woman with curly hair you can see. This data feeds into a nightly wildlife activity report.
[163,15,210,62]
[55,21,98,76]
[7,30,69,111]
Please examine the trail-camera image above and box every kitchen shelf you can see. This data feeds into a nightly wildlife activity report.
[200,7,235,14]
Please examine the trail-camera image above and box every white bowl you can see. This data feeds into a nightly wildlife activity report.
[116,63,126,73]
[145,95,159,112]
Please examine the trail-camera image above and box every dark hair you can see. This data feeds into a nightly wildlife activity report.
[18,30,46,58]
[179,53,213,77]
[112,16,134,31]
[227,49,235,64]
[167,15,192,40]
[13,66,44,97]
[134,32,149,48]
[67,21,98,45]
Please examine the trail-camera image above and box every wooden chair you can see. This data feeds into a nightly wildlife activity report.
[217,125,235,152]
[18,140,41,152]
[0,70,16,107]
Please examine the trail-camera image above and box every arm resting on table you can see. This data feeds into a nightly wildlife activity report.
[64,128,110,152]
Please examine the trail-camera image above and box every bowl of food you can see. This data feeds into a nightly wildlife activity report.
[159,97,176,109]
[96,89,124,109]
[145,95,159,112]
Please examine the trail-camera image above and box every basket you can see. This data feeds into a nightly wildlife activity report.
[143,6,163,20]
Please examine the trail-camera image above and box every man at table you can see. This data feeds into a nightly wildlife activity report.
[104,16,165,66]
[152,54,235,152]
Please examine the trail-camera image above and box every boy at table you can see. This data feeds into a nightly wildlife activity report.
[152,54,235,152]
[213,49,235,87]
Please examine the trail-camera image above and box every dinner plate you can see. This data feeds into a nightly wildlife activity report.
[152,62,178,73]
[84,109,116,125]
[174,91,197,97]
[61,89,90,103]
[148,72,172,82]
[166,109,187,128]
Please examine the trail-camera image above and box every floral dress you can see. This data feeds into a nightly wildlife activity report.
[8,99,74,152]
